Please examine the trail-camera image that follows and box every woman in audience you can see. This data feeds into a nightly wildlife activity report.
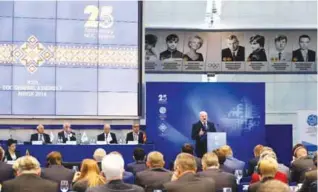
[4,139,20,161]
[72,159,106,192]
[250,149,288,184]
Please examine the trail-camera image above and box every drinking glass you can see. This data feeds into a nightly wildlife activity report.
[234,169,243,184]
[60,180,69,192]
[223,187,232,192]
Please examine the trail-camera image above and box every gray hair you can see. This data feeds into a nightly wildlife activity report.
[93,148,107,162]
[102,153,124,180]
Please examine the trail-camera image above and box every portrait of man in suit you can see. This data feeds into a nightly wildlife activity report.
[292,34,316,62]
[270,35,292,62]
[222,35,245,62]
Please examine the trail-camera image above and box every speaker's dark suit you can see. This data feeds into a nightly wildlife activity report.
[136,168,172,192]
[97,132,118,144]
[86,180,145,192]
[0,161,14,184]
[126,132,145,144]
[163,172,215,192]
[2,174,58,192]
[222,46,245,61]
[197,168,237,192]
[292,49,316,62]
[191,121,216,158]
[30,133,51,144]
[57,131,76,143]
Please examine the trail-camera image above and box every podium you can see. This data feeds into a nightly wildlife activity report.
[207,132,227,152]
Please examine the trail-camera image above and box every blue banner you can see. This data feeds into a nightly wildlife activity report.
[146,82,266,165]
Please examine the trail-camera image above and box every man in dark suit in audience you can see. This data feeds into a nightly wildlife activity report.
[292,34,316,62]
[97,124,118,144]
[0,147,14,184]
[127,147,147,175]
[163,153,215,192]
[247,144,264,176]
[87,153,144,192]
[290,145,315,183]
[41,151,75,185]
[30,124,51,144]
[126,124,145,144]
[136,151,172,192]
[57,123,76,143]
[299,152,317,192]
[191,111,216,158]
[222,35,245,62]
[197,152,237,192]
[2,156,58,192]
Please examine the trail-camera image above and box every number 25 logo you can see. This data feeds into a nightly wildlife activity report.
[84,5,114,29]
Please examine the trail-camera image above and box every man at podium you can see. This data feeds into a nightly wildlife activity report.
[191,111,216,158]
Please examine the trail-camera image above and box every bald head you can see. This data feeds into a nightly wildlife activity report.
[199,111,208,123]
[63,123,71,133]
[104,124,111,134]
[37,124,44,134]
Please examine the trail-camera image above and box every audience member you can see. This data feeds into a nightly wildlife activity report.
[247,144,263,176]
[257,180,290,192]
[0,147,4,162]
[299,152,317,192]
[86,153,144,192]
[248,157,278,192]
[109,151,136,184]
[136,151,171,192]
[30,124,51,144]
[181,143,202,171]
[250,150,288,184]
[0,147,14,184]
[72,159,106,192]
[163,153,215,192]
[97,124,118,144]
[2,156,58,192]
[126,124,146,144]
[41,151,75,185]
[127,147,147,175]
[93,148,107,170]
[213,148,233,173]
[57,123,76,143]
[4,139,21,161]
[197,152,237,192]
[219,145,245,174]
[290,144,315,183]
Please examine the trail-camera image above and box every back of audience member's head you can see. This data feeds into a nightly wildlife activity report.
[46,151,62,166]
[181,143,194,155]
[254,144,264,157]
[313,152,317,166]
[102,153,125,181]
[93,148,106,162]
[202,152,219,170]
[257,180,289,192]
[133,147,145,161]
[292,144,308,159]
[147,151,165,168]
[213,149,226,165]
[174,153,197,174]
[258,157,278,179]
[0,146,4,161]
[15,156,41,176]
[78,159,105,187]
[260,150,278,161]
[219,145,233,157]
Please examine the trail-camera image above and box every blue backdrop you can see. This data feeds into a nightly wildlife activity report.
[146,82,266,165]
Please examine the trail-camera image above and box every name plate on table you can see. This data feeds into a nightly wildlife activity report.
[65,141,77,145]
[127,141,138,145]
[32,141,43,145]
[96,141,107,145]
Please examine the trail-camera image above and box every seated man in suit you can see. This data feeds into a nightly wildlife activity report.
[0,147,14,184]
[57,123,76,143]
[299,152,317,192]
[247,144,264,176]
[41,151,75,185]
[126,124,145,144]
[257,180,290,192]
[30,124,51,144]
[87,153,144,192]
[97,124,118,144]
[136,151,172,192]
[2,156,58,192]
[248,157,278,192]
[290,144,315,183]
[127,147,147,175]
[197,152,237,192]
[292,34,316,62]
[163,153,215,192]
[219,145,245,174]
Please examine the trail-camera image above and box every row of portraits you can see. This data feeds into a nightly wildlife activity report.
[145,31,317,63]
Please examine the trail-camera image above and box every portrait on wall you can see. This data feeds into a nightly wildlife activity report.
[291,32,317,62]
[221,33,245,62]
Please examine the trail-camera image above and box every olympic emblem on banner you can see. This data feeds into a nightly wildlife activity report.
[307,114,317,126]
